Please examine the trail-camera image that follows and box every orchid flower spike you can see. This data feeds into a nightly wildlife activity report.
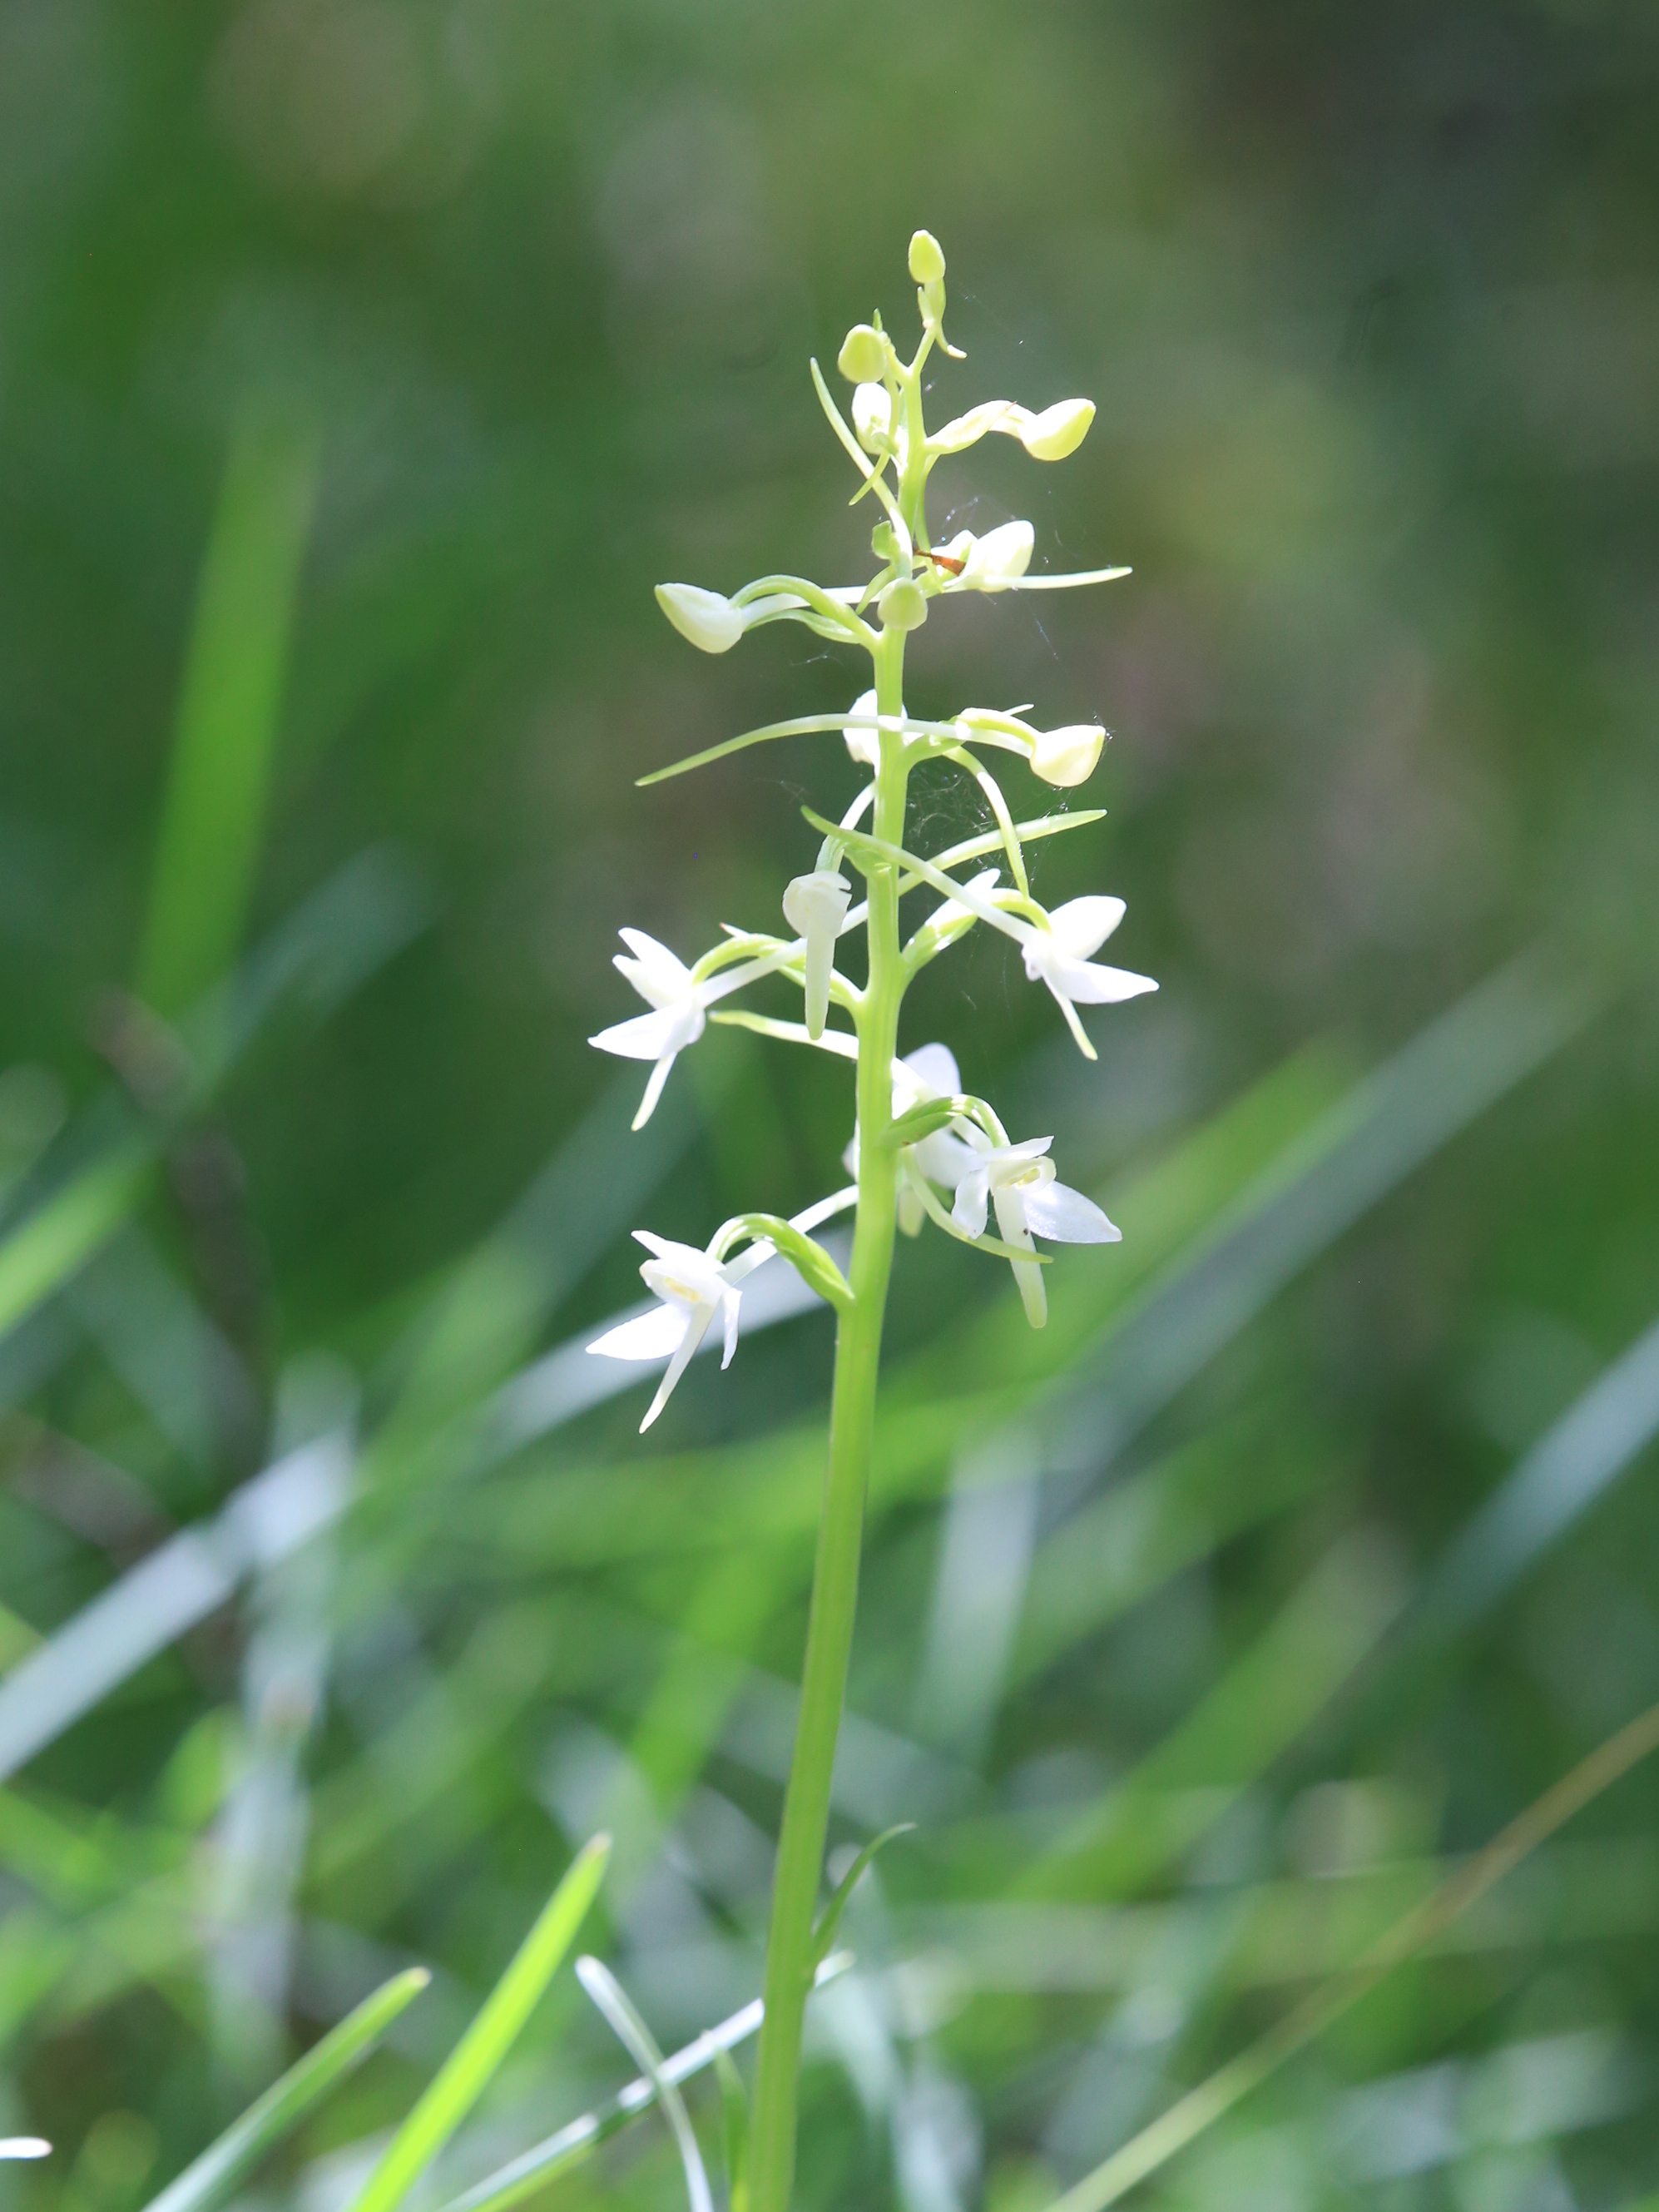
[587,1232,745,1432]
[590,929,788,1128]
[952,1130,1119,1328]
[783,868,852,1039]
[1018,897,1158,1059]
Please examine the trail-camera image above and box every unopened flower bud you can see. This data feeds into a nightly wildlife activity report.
[654,581,744,654]
[878,578,929,632]
[1030,722,1106,787]
[837,324,889,384]
[851,381,893,453]
[908,230,946,285]
[1018,399,1096,462]
[961,520,1034,591]
[782,869,852,1039]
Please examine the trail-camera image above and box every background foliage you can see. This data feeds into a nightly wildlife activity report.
[2,3,1658,2210]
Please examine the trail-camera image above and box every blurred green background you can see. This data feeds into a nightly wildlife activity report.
[2,2,1658,2210]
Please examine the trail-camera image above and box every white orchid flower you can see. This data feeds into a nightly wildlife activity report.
[1028,722,1107,786]
[926,399,1094,464]
[587,1233,745,1433]
[0,2142,50,2163]
[589,1187,855,1431]
[1017,398,1096,461]
[843,1043,978,1237]
[955,707,1106,787]
[951,1130,1118,1327]
[654,582,745,653]
[853,381,904,464]
[782,868,852,1039]
[894,1042,978,1229]
[591,929,789,1129]
[1018,895,1158,1057]
[932,520,1034,591]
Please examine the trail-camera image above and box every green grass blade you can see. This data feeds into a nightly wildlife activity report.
[0,1143,151,1347]
[347,1834,611,2212]
[810,1825,913,1971]
[576,1956,712,2212]
[140,1968,430,2212]
[434,1956,851,2212]
[137,400,319,1019]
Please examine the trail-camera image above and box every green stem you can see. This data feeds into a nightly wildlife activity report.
[748,622,909,2212]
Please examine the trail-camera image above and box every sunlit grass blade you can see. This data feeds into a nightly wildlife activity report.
[0,1433,349,1789]
[346,1835,611,2212]
[1039,1694,1659,2212]
[716,2049,750,2212]
[137,399,319,1020]
[434,1957,851,2212]
[0,846,431,1360]
[0,1142,151,1349]
[139,1967,429,2212]
[576,1956,712,2212]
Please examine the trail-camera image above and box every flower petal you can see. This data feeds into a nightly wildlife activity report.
[1046,955,1158,1006]
[1047,896,1126,960]
[913,1128,978,1190]
[1021,1179,1122,1244]
[590,1009,678,1060]
[617,928,693,991]
[721,1287,741,1367]
[587,1305,691,1361]
[899,1041,962,1101]
[952,1170,990,1240]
